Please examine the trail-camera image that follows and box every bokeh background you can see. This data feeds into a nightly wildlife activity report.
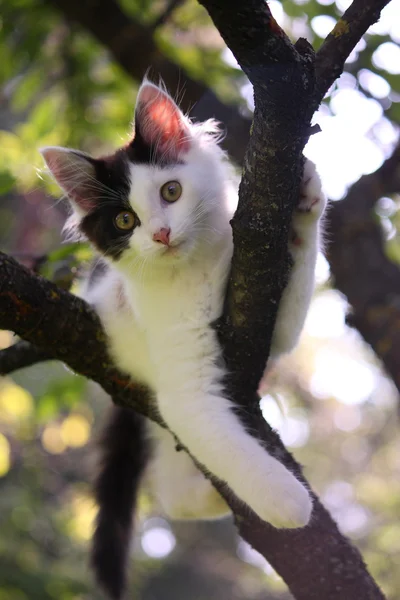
[1,0,400,598]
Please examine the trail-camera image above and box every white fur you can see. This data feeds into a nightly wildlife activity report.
[146,422,230,520]
[45,84,326,528]
[270,160,326,359]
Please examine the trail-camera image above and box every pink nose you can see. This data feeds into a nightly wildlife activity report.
[153,227,171,246]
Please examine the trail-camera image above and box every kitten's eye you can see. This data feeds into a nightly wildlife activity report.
[160,181,182,203]
[114,211,135,231]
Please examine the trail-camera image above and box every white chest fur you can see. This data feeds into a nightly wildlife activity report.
[88,238,232,392]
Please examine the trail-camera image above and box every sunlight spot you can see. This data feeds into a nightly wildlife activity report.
[0,433,10,476]
[0,383,34,422]
[69,493,97,541]
[310,350,376,404]
[61,414,90,448]
[330,89,383,131]
[305,291,347,338]
[141,524,176,558]
[41,424,66,454]
[373,42,400,74]
[311,15,336,38]
[358,69,391,99]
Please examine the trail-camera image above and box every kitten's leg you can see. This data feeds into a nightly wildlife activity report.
[270,159,326,359]
[154,335,312,528]
[91,407,150,600]
[147,423,230,520]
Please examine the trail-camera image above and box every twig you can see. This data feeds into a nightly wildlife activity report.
[0,340,53,375]
[315,0,391,101]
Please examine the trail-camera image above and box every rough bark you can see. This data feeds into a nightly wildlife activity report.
[1,0,394,598]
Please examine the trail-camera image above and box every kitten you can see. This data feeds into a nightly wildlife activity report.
[41,79,326,599]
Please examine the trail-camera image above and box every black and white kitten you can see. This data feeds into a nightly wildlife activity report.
[41,79,326,599]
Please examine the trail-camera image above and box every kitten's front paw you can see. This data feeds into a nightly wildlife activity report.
[289,160,326,248]
[243,461,313,529]
[266,474,313,529]
[296,159,326,221]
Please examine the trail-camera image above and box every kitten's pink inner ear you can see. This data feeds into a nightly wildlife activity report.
[136,85,190,158]
[41,147,97,213]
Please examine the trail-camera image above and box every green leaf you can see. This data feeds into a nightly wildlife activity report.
[0,170,17,194]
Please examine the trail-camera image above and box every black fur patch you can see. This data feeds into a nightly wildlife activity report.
[81,205,140,260]
[91,407,150,600]
[78,151,140,260]
[125,119,182,167]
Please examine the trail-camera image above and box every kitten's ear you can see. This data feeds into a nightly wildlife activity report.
[133,82,191,160]
[40,146,97,214]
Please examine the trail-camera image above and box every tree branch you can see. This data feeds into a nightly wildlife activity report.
[327,142,400,395]
[315,0,392,101]
[0,340,53,375]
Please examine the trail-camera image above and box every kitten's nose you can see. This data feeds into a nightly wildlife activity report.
[153,227,171,246]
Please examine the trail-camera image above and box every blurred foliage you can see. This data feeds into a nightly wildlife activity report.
[0,0,400,598]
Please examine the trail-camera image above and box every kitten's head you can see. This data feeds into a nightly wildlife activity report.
[41,79,234,270]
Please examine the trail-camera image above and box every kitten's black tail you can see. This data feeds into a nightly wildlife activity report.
[91,406,149,600]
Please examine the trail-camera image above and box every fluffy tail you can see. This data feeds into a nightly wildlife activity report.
[91,406,149,600]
